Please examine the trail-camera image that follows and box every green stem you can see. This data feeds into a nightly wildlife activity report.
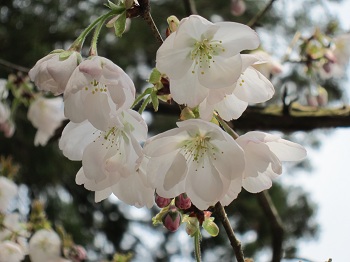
[69,10,116,52]
[131,88,153,109]
[215,114,239,139]
[138,95,151,114]
[194,230,201,262]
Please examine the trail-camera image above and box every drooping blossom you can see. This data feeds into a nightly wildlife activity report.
[144,119,245,210]
[59,109,154,208]
[199,54,275,121]
[0,176,18,212]
[156,15,260,107]
[0,241,25,262]
[28,229,62,262]
[319,33,350,79]
[64,56,135,130]
[29,50,81,95]
[235,131,307,193]
[27,96,66,146]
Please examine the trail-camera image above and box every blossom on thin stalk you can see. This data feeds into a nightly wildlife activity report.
[59,109,154,208]
[199,54,275,121]
[64,56,135,131]
[27,96,66,146]
[29,50,81,95]
[236,131,307,193]
[156,15,260,107]
[144,119,245,210]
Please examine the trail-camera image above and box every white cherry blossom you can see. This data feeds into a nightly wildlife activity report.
[29,229,62,262]
[0,79,8,99]
[27,96,66,146]
[0,176,18,212]
[236,131,307,193]
[144,119,245,210]
[156,15,260,107]
[59,109,153,207]
[0,241,25,262]
[29,50,81,95]
[199,54,275,121]
[64,56,135,130]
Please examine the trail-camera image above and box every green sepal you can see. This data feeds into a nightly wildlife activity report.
[114,11,127,37]
[106,0,126,13]
[152,205,170,226]
[202,217,219,237]
[148,68,162,85]
[150,91,159,112]
[59,51,73,61]
[49,49,64,54]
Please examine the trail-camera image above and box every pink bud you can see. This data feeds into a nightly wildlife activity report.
[175,193,192,210]
[155,193,171,208]
[231,0,246,17]
[322,62,332,73]
[67,245,87,262]
[162,206,182,232]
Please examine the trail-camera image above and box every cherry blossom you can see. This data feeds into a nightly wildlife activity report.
[144,119,245,210]
[29,50,81,95]
[0,176,18,212]
[236,131,307,193]
[0,241,25,262]
[156,15,260,107]
[64,56,135,130]
[199,54,275,121]
[28,229,62,262]
[59,109,154,208]
[27,96,66,146]
[250,50,283,78]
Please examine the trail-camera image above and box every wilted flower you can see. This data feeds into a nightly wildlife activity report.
[156,15,259,107]
[27,96,66,146]
[29,50,81,95]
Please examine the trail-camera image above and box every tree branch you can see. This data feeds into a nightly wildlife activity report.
[247,0,277,28]
[0,58,30,73]
[214,202,245,262]
[257,191,284,262]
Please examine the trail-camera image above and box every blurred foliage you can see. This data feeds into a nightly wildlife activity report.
[0,0,347,261]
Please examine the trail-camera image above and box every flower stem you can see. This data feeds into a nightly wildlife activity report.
[90,13,114,56]
[194,230,201,262]
[69,10,116,52]
[131,87,153,109]
[214,202,245,262]
[138,95,151,114]
[215,114,239,139]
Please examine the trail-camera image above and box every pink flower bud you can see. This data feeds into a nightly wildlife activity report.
[162,206,182,232]
[155,193,171,208]
[175,193,192,210]
[231,0,246,17]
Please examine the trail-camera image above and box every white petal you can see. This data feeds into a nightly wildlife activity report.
[220,176,242,206]
[215,94,248,121]
[95,188,112,202]
[64,91,86,123]
[266,139,307,162]
[59,120,98,161]
[163,152,188,191]
[214,22,260,57]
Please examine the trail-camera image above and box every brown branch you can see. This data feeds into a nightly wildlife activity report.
[0,58,30,73]
[257,191,284,262]
[247,0,277,28]
[182,0,198,16]
[214,202,245,262]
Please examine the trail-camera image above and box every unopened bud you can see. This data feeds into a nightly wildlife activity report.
[231,0,246,17]
[306,93,318,107]
[155,193,171,208]
[167,16,180,33]
[202,217,219,237]
[185,217,199,236]
[175,193,191,210]
[162,206,182,232]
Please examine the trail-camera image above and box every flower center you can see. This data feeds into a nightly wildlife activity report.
[84,79,108,94]
[181,134,218,171]
[190,39,225,75]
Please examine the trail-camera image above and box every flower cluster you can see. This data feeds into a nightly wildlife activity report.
[28,15,306,219]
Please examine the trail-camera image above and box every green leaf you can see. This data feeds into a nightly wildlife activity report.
[114,11,127,37]
[151,91,159,112]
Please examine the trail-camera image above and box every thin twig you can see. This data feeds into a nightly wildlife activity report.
[247,0,277,28]
[182,0,198,16]
[136,0,164,45]
[0,58,30,73]
[257,191,284,262]
[214,202,245,262]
